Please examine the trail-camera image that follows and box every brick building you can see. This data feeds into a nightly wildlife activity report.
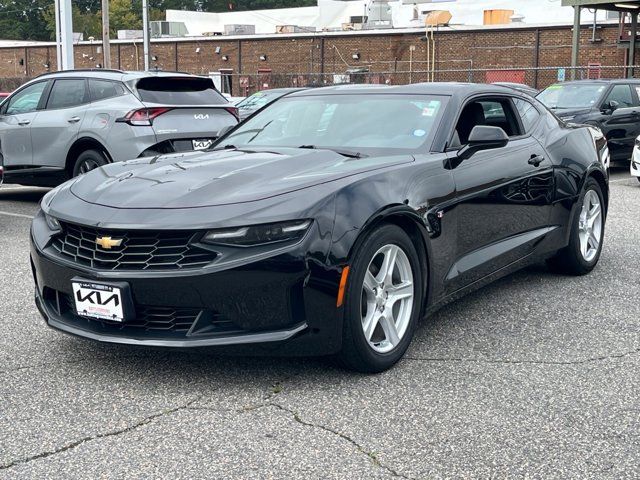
[0,21,632,94]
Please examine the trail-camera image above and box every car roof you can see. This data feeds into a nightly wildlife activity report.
[287,82,518,98]
[549,79,640,85]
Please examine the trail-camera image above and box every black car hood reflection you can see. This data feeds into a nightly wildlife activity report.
[70,147,414,209]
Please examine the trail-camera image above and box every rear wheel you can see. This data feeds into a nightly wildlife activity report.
[338,224,423,373]
[548,178,605,275]
[72,149,108,177]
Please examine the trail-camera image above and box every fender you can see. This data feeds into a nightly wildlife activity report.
[340,204,434,316]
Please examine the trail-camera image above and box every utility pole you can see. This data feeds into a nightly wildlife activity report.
[142,0,150,70]
[101,0,111,68]
[54,0,62,70]
[56,0,73,70]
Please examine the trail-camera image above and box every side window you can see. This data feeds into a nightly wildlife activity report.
[89,79,126,102]
[513,98,541,133]
[47,79,88,110]
[453,97,521,147]
[604,84,634,108]
[4,82,47,115]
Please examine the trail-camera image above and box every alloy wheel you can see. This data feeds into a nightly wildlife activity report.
[78,159,100,174]
[578,189,603,263]
[360,244,414,354]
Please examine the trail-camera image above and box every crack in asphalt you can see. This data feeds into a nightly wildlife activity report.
[404,348,640,366]
[0,396,201,471]
[269,403,416,480]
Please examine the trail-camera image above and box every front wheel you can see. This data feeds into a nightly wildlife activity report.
[338,224,423,373]
[548,178,605,275]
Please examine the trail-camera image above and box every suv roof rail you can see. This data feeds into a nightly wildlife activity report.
[34,68,126,79]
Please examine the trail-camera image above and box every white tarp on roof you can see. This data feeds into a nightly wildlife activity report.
[166,0,610,37]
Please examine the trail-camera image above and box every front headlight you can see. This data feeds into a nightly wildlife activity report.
[202,220,311,247]
[44,212,62,232]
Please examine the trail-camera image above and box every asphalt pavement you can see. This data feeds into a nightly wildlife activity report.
[0,169,638,479]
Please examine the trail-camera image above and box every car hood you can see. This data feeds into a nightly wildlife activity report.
[70,147,414,209]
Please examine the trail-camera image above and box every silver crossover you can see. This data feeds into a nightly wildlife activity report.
[0,69,238,187]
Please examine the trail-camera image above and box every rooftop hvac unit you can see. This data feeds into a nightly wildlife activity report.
[483,9,514,25]
[150,21,188,38]
[117,30,143,40]
[224,24,256,35]
[424,10,452,26]
[276,25,316,34]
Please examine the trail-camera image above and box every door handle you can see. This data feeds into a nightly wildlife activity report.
[528,154,544,167]
[68,116,81,123]
[17,119,30,126]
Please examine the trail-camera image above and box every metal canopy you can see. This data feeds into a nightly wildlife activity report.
[563,0,640,79]
[562,0,640,12]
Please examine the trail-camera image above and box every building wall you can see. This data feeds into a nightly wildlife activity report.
[0,23,632,92]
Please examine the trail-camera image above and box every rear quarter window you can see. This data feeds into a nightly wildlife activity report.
[136,77,227,105]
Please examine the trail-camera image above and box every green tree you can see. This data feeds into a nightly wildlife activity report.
[43,4,101,41]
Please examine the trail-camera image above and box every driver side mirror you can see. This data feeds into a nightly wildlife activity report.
[602,100,619,113]
[457,125,509,161]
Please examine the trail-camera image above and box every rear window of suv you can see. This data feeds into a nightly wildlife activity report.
[136,77,227,105]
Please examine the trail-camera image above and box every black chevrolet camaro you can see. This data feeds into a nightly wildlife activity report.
[31,83,609,372]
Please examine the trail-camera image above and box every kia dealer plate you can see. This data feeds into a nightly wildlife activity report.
[193,139,213,150]
[72,281,124,322]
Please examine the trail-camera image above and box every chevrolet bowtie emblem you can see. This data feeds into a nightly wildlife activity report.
[96,236,123,249]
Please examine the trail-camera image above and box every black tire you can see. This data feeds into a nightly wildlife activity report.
[338,224,424,373]
[547,177,605,275]
[72,149,109,177]
[637,177,640,184]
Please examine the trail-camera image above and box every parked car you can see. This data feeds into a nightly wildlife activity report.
[631,135,640,182]
[236,88,305,120]
[0,69,238,187]
[537,79,640,164]
[493,82,538,96]
[31,83,609,372]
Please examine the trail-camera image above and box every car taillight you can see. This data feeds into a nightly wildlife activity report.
[225,106,239,121]
[118,107,172,126]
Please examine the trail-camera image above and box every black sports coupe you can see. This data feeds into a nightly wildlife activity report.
[31,83,610,372]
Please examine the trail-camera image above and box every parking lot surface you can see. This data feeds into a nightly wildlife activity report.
[0,169,638,479]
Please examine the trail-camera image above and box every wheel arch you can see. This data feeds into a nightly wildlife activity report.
[346,205,433,316]
[65,137,113,175]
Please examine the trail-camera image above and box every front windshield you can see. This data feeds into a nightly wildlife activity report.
[221,93,447,153]
[537,83,606,110]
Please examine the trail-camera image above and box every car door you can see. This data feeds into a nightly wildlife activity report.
[599,84,638,162]
[445,95,554,292]
[0,80,50,168]
[29,78,89,168]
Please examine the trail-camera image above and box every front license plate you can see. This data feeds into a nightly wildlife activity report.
[72,281,124,322]
[193,139,213,150]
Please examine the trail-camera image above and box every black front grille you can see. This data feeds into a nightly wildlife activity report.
[50,222,217,271]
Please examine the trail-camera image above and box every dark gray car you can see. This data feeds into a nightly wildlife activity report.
[0,69,238,186]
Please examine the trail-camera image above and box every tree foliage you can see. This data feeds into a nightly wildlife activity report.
[0,0,317,41]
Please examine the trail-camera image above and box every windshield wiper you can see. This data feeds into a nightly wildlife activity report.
[298,145,364,159]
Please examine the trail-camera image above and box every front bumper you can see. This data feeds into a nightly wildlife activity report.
[30,221,344,356]
[631,146,640,177]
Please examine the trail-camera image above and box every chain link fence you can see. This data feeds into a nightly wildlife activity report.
[2,65,639,96]
[218,65,640,97]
